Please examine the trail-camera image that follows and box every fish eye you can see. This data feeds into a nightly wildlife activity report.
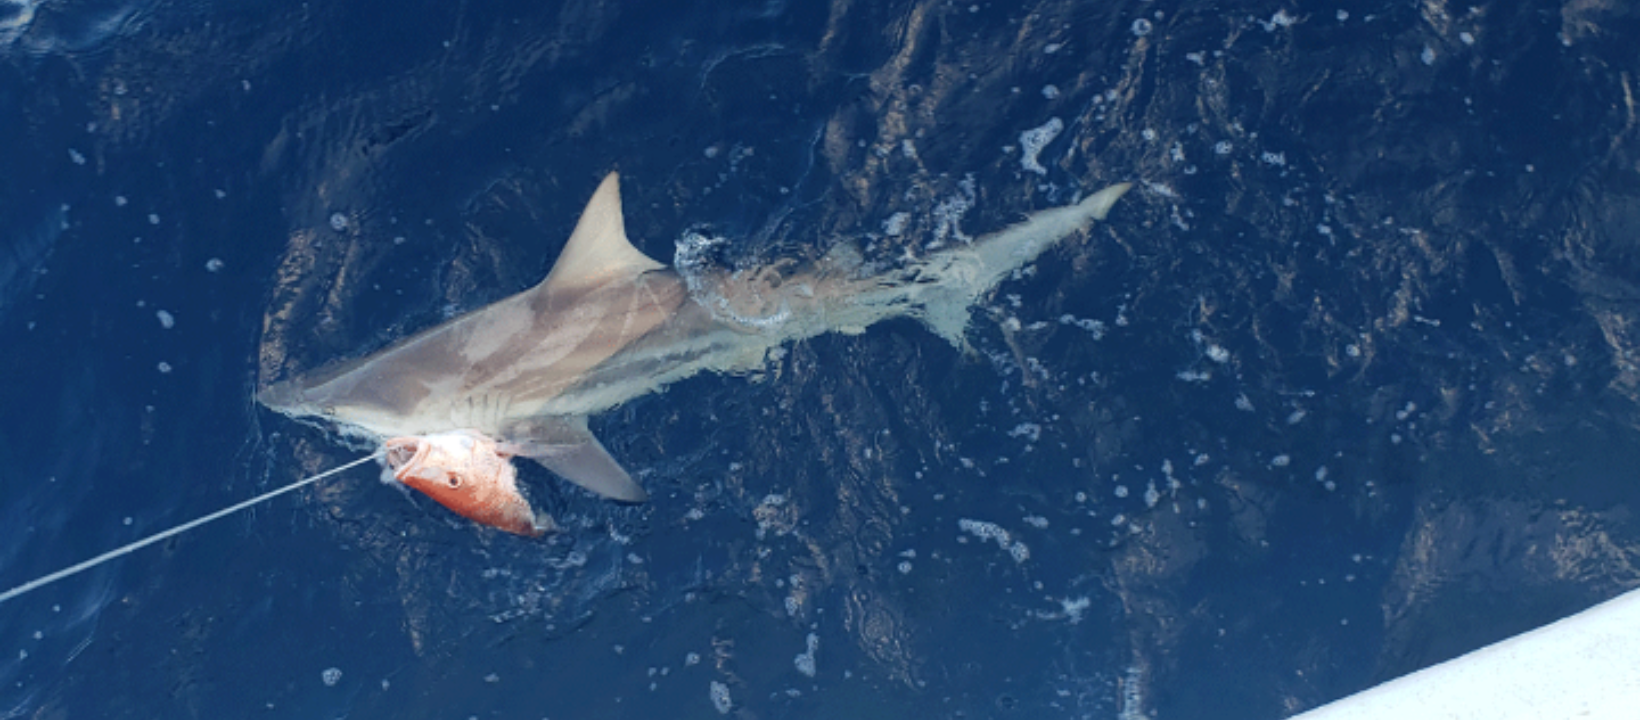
[445,475,462,489]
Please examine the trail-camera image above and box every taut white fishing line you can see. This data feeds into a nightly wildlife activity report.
[0,452,381,604]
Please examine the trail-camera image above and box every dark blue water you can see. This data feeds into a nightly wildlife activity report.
[3,0,1639,717]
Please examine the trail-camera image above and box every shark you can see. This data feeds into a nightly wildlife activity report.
[259,172,1129,535]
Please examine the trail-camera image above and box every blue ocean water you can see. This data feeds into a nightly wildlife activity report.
[2,0,1639,718]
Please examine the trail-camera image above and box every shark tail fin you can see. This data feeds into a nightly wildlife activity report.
[907,182,1132,353]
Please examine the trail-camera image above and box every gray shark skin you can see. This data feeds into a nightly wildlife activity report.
[259,172,1130,503]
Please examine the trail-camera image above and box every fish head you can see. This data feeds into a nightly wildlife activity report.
[383,431,554,537]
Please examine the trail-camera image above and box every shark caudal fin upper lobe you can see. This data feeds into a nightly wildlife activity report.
[904,182,1132,351]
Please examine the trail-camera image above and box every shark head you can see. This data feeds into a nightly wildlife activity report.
[260,172,668,511]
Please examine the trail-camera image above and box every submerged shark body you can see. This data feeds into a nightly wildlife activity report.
[260,173,1128,529]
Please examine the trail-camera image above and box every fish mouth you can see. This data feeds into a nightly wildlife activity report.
[383,437,423,473]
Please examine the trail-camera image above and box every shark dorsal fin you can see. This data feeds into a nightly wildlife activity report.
[540,172,665,293]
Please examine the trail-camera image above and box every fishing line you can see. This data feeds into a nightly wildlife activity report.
[0,452,382,605]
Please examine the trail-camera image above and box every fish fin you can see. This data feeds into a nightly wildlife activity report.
[539,172,665,294]
[918,305,979,356]
[912,181,1132,354]
[506,417,649,502]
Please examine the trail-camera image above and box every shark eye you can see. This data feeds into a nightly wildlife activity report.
[445,475,462,489]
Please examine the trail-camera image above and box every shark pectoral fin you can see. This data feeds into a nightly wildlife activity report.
[532,443,649,503]
[507,417,649,503]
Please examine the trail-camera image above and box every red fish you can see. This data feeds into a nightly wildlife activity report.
[382,430,554,536]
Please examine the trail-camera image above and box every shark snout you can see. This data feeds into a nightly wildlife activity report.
[256,379,304,412]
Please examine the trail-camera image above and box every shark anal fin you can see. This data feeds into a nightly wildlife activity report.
[504,417,648,503]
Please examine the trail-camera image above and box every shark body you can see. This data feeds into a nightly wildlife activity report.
[260,173,1128,518]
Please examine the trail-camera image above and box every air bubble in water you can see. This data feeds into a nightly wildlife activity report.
[709,681,732,714]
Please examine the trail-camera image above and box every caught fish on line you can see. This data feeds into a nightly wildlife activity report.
[260,172,1130,534]
[383,430,553,536]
